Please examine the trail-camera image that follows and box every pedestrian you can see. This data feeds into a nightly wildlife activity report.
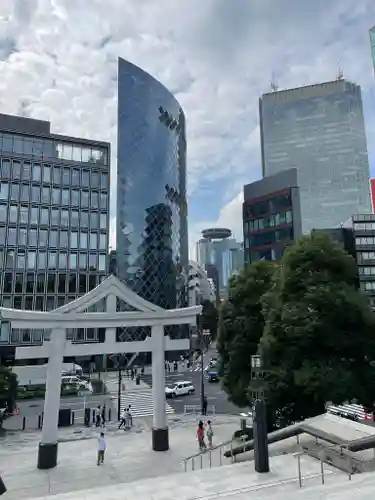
[118,408,127,429]
[197,420,206,451]
[131,369,134,380]
[97,432,106,465]
[95,405,101,427]
[101,404,106,427]
[203,396,208,416]
[206,420,214,448]
[127,405,133,426]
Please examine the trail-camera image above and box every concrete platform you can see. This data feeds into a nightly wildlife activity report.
[1,453,345,500]
[0,419,238,499]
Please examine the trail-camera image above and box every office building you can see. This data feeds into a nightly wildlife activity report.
[318,214,375,310]
[196,228,244,298]
[0,113,110,355]
[259,80,371,234]
[243,168,302,264]
[370,26,375,74]
[188,260,216,306]
[116,58,188,341]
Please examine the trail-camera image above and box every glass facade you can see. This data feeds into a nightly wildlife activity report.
[195,237,243,297]
[259,80,371,234]
[0,118,110,346]
[116,58,188,340]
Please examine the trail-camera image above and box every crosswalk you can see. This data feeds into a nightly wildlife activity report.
[116,389,175,418]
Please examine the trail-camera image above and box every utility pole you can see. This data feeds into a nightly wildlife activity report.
[197,314,205,415]
[250,354,269,473]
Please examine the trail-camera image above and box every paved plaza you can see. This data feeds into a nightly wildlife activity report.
[3,413,375,498]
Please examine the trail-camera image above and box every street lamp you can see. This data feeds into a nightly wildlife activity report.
[250,353,269,473]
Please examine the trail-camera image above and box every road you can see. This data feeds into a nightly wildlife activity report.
[7,345,250,431]
[141,344,251,417]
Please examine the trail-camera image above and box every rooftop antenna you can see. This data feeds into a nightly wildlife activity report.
[270,73,278,92]
[336,67,344,81]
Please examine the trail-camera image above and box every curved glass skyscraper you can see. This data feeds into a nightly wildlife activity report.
[116,58,188,340]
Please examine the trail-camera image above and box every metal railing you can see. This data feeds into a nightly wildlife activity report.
[183,404,216,416]
[182,435,249,472]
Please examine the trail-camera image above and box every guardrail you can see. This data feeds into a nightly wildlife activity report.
[182,438,237,472]
[183,405,216,416]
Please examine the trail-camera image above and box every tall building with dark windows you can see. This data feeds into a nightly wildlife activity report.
[259,80,371,233]
[0,113,110,356]
[116,58,188,341]
[243,168,302,264]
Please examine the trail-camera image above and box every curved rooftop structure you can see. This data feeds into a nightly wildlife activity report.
[202,228,232,240]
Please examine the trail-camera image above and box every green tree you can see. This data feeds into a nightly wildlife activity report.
[200,299,219,340]
[217,260,275,407]
[261,231,375,427]
[0,365,17,426]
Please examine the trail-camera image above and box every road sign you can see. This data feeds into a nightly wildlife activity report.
[202,329,211,336]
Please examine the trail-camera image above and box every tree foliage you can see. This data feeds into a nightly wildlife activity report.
[200,299,219,339]
[217,260,275,407]
[261,232,375,426]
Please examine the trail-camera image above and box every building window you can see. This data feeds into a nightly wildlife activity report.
[356,237,375,245]
[79,253,87,269]
[30,207,38,224]
[80,212,89,228]
[99,233,107,251]
[100,214,107,230]
[90,232,98,250]
[22,162,31,181]
[39,229,48,248]
[62,189,70,206]
[32,164,41,182]
[82,170,90,188]
[100,193,107,210]
[29,228,38,246]
[51,208,60,226]
[10,184,19,202]
[59,252,67,269]
[38,251,47,269]
[40,208,49,225]
[61,209,69,227]
[27,251,37,269]
[70,189,79,207]
[7,227,17,246]
[0,204,7,222]
[20,206,28,224]
[99,254,106,271]
[43,165,51,183]
[9,205,18,223]
[12,160,21,179]
[0,182,8,200]
[69,253,77,270]
[91,171,100,189]
[80,232,88,250]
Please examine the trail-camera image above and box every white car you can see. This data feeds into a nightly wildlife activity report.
[165,381,195,398]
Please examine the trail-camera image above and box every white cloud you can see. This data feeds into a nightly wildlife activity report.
[0,0,375,253]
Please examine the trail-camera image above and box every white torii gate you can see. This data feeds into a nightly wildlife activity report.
[0,275,201,470]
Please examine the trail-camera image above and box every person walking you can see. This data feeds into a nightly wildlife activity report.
[206,420,214,448]
[97,432,106,465]
[127,405,133,426]
[197,420,206,451]
[101,404,106,427]
[95,405,101,427]
[118,408,127,429]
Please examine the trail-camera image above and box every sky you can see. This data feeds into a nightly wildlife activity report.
[1,0,375,258]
